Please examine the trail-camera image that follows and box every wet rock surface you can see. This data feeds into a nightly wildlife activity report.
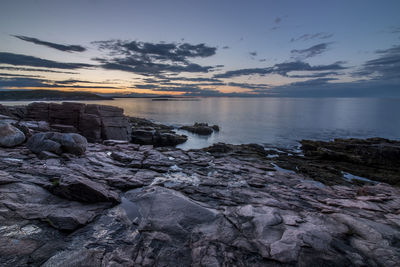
[180,122,220,135]
[0,134,399,266]
[274,138,400,186]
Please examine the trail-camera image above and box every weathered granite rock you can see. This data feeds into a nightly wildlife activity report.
[0,122,25,147]
[26,132,87,155]
[180,122,219,135]
[1,138,400,266]
[24,102,131,142]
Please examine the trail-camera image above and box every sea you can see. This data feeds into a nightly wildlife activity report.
[2,97,400,150]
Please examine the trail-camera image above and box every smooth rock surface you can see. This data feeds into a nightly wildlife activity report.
[26,132,87,155]
[0,122,25,147]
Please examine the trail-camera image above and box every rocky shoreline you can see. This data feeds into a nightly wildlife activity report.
[0,103,399,266]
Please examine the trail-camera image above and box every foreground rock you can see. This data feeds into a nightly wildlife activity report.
[26,132,87,155]
[0,122,25,147]
[274,137,400,186]
[180,122,219,135]
[0,139,399,266]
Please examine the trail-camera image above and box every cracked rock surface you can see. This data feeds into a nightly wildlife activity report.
[0,139,399,266]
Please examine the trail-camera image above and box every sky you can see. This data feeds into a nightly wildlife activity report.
[0,0,399,97]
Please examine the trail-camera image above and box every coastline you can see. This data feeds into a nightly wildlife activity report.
[0,103,399,266]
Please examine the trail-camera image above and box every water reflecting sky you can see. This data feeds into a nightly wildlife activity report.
[2,97,399,149]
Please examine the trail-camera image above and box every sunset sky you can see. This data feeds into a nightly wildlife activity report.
[0,0,399,97]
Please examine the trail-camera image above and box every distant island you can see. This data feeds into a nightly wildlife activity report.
[0,90,113,101]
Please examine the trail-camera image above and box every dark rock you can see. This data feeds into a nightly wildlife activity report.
[180,122,217,135]
[51,175,120,203]
[131,129,154,145]
[154,132,188,146]
[26,132,87,155]
[131,128,187,147]
[211,124,220,131]
[0,122,25,147]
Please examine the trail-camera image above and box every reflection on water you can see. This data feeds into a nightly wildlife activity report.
[2,97,400,150]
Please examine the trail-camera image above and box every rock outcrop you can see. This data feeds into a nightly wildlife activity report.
[25,102,131,142]
[130,117,188,146]
[0,138,399,266]
[274,137,400,186]
[180,122,219,135]
[0,122,25,147]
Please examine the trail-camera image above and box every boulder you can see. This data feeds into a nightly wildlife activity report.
[51,175,120,203]
[26,132,87,155]
[0,122,25,147]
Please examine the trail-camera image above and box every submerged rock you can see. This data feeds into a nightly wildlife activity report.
[26,132,87,155]
[0,122,25,147]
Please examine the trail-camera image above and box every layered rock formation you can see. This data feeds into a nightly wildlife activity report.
[25,102,131,142]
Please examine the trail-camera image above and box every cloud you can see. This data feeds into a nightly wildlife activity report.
[287,71,340,78]
[93,39,217,75]
[13,35,86,52]
[249,51,257,57]
[54,79,97,85]
[0,52,93,69]
[354,44,400,80]
[274,17,282,24]
[0,66,78,74]
[214,61,347,78]
[100,61,213,74]
[0,73,42,78]
[94,40,216,63]
[291,43,332,59]
[290,33,333,42]
[0,76,117,89]
[228,82,269,90]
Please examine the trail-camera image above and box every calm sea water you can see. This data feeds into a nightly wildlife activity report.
[2,97,400,150]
